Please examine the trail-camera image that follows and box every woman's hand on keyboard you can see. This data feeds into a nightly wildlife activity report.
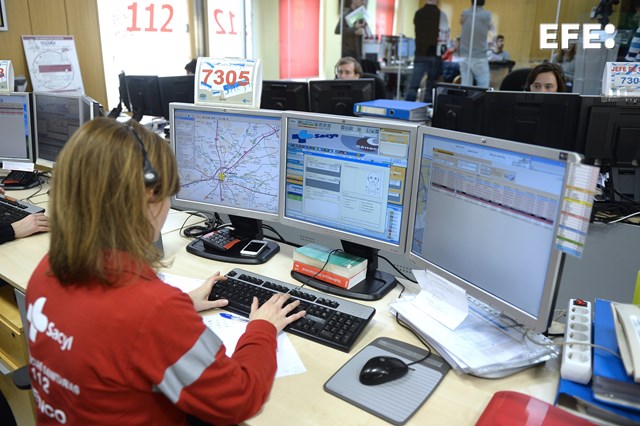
[250,293,306,333]
[12,212,49,239]
[188,272,229,312]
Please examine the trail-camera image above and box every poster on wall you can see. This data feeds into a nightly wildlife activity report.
[0,0,8,31]
[21,35,84,94]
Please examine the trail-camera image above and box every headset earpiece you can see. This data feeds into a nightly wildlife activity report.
[126,126,160,187]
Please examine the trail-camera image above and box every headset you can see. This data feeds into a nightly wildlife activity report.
[126,125,160,187]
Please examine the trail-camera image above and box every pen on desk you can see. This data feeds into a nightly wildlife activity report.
[220,313,250,322]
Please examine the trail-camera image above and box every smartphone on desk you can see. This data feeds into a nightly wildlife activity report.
[240,240,268,257]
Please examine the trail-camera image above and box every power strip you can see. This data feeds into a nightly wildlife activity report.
[560,299,593,384]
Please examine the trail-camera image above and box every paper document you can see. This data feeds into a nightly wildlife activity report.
[157,271,204,293]
[345,5,368,27]
[413,270,468,330]
[203,313,306,379]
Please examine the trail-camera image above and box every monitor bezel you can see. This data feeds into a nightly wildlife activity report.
[125,75,163,118]
[169,102,284,222]
[407,126,583,333]
[158,75,195,120]
[260,80,310,112]
[308,78,375,117]
[279,110,420,255]
[0,92,35,166]
[33,91,85,169]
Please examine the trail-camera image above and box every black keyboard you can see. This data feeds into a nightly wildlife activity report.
[209,268,376,352]
[0,170,40,190]
[0,195,45,225]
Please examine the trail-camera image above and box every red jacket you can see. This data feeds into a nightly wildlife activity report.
[26,254,277,425]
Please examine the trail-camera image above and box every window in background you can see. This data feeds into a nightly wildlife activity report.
[206,0,249,58]
[97,0,192,110]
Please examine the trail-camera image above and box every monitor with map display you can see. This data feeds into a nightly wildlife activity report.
[169,103,283,262]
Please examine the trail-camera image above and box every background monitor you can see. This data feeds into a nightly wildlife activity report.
[260,80,309,111]
[308,79,375,116]
[0,92,35,166]
[118,71,131,112]
[170,103,283,261]
[576,95,640,166]
[125,75,163,120]
[408,126,582,333]
[34,92,88,168]
[482,91,581,152]
[81,95,102,121]
[158,75,195,120]
[431,83,487,134]
[280,111,419,300]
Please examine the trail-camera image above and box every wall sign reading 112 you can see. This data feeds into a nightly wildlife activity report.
[126,2,238,35]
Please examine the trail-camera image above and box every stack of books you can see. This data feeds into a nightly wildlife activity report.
[292,244,367,289]
[555,299,640,424]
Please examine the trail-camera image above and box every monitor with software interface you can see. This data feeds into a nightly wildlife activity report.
[308,79,375,116]
[0,92,35,167]
[34,92,92,168]
[170,103,283,263]
[408,126,582,334]
[482,91,581,152]
[281,111,419,300]
[260,80,309,111]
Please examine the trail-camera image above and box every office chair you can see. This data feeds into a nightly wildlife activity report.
[11,365,30,390]
[499,68,532,91]
[361,72,389,99]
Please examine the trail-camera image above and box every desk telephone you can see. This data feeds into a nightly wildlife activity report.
[612,303,640,383]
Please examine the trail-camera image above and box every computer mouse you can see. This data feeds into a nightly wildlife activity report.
[359,356,409,386]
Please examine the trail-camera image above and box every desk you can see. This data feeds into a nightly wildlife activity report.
[0,185,560,425]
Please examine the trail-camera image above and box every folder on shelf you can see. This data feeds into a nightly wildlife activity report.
[592,299,640,411]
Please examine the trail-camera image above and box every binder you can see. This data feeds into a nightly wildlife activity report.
[353,99,428,121]
[592,299,640,411]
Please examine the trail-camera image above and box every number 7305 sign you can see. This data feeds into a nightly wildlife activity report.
[195,57,262,108]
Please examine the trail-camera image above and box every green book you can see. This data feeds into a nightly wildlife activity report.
[293,243,367,278]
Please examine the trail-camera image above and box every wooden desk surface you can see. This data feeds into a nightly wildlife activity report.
[0,186,560,425]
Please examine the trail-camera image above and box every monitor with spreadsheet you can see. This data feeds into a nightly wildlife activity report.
[0,92,35,166]
[308,79,375,116]
[260,80,309,111]
[170,103,282,244]
[407,126,582,333]
[281,111,419,300]
[34,92,90,168]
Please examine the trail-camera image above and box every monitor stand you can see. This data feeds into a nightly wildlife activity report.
[290,240,397,301]
[186,215,279,265]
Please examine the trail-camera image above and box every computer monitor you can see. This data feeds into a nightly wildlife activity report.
[576,95,640,166]
[0,92,35,167]
[308,79,375,116]
[260,80,309,111]
[126,75,163,120]
[34,92,89,168]
[170,103,283,263]
[118,71,131,112]
[482,91,581,152]
[431,83,487,134]
[81,95,101,121]
[281,111,420,300]
[158,75,195,120]
[408,126,582,333]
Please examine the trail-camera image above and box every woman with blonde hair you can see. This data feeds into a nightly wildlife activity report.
[26,117,305,425]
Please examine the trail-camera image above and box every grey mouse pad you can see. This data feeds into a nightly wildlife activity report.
[324,337,450,425]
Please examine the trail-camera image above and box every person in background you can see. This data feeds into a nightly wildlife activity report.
[335,56,363,79]
[0,187,48,244]
[552,43,576,87]
[405,0,443,102]
[335,0,368,60]
[184,59,197,75]
[487,34,510,61]
[442,37,463,62]
[526,62,567,93]
[25,117,306,425]
[459,0,494,87]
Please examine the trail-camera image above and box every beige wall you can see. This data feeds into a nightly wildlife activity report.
[0,0,107,106]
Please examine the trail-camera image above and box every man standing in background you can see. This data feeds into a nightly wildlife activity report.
[405,0,443,102]
[336,0,368,60]
[459,0,494,87]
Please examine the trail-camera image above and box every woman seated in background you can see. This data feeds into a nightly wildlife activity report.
[26,117,305,425]
[525,63,567,93]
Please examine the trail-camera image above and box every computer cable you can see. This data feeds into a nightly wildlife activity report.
[394,313,433,366]
[179,211,216,238]
[299,248,343,290]
[378,254,417,284]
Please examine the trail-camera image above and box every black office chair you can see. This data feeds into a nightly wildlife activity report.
[11,365,30,390]
[499,68,532,91]
[361,72,389,99]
